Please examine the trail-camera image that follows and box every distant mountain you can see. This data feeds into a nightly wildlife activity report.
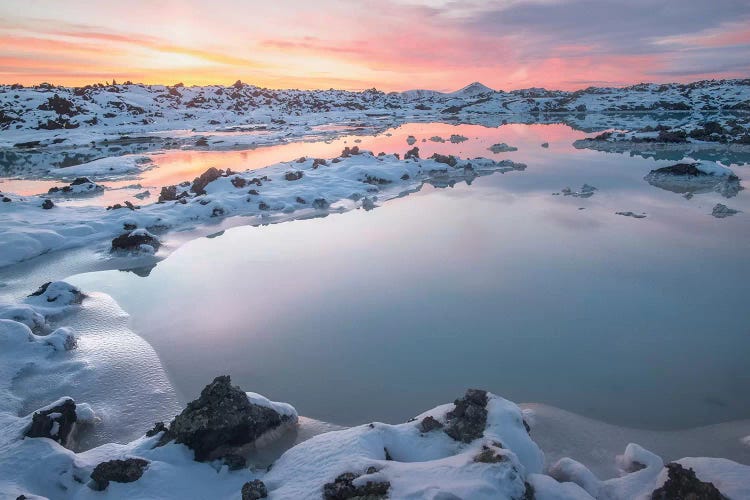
[449,82,496,97]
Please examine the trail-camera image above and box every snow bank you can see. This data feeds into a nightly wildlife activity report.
[0,150,527,269]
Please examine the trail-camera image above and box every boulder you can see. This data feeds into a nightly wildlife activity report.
[323,470,390,500]
[242,480,269,499]
[166,375,292,461]
[41,199,54,209]
[25,398,78,446]
[111,229,161,252]
[90,458,149,491]
[651,462,724,500]
[712,203,740,218]
[404,147,419,160]
[191,167,224,195]
[443,389,488,443]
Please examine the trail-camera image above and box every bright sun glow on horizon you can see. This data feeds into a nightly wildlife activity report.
[1,0,749,91]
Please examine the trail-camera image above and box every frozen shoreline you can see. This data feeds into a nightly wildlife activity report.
[1,282,749,498]
[0,148,526,269]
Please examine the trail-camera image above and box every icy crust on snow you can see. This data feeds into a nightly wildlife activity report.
[0,150,526,269]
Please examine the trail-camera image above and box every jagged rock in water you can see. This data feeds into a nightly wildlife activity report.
[488,143,518,153]
[644,163,741,198]
[90,458,149,491]
[712,203,740,218]
[242,480,269,499]
[41,199,54,209]
[323,471,390,500]
[443,389,488,443]
[651,462,725,500]
[25,398,77,446]
[111,229,161,252]
[312,198,330,209]
[166,375,291,461]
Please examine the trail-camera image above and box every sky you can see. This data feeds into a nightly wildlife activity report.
[1,0,749,92]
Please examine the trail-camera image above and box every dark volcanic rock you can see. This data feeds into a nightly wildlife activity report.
[223,453,247,471]
[191,167,224,195]
[41,199,54,209]
[111,230,161,252]
[25,398,77,446]
[284,171,303,181]
[312,198,330,209]
[158,185,179,202]
[419,416,444,433]
[651,163,706,177]
[651,463,725,500]
[443,389,489,443]
[404,146,420,160]
[242,479,269,499]
[90,458,149,491]
[429,153,457,167]
[167,375,290,461]
[323,471,390,500]
[231,176,247,188]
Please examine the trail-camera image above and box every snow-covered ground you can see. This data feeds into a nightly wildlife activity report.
[0,148,526,269]
[1,282,749,499]
[1,79,749,498]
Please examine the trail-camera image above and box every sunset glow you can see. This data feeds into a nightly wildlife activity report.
[2,0,749,91]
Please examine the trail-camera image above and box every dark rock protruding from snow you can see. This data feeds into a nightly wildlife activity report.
[404,146,420,160]
[111,229,161,252]
[41,199,54,209]
[443,389,489,443]
[242,480,269,499]
[166,375,290,461]
[651,462,725,500]
[419,416,444,433]
[323,471,390,500]
[25,398,77,446]
[90,458,149,491]
[430,153,458,167]
[191,167,224,195]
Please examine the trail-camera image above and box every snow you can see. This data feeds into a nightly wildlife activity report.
[0,150,526,270]
[1,282,749,499]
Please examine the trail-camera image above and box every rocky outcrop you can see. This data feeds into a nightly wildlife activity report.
[404,147,419,160]
[644,163,741,198]
[651,463,725,500]
[242,480,269,499]
[323,469,390,500]
[111,229,161,252]
[419,416,444,433]
[27,281,85,306]
[429,153,457,167]
[90,458,149,491]
[488,143,518,153]
[191,167,224,195]
[24,398,77,446]
[443,389,488,443]
[41,199,54,209]
[164,375,292,461]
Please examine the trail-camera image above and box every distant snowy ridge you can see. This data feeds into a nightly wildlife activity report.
[2,79,749,151]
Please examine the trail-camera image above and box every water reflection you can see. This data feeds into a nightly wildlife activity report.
[67,124,750,430]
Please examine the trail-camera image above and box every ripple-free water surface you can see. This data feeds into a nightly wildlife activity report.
[68,123,750,430]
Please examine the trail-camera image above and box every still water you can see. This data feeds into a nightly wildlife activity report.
[68,123,750,430]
